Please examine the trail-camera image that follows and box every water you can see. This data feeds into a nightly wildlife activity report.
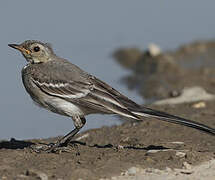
[0,1,215,139]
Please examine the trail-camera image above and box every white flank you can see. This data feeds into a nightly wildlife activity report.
[45,97,84,117]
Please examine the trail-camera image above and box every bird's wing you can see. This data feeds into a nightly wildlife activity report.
[89,76,141,110]
[31,77,91,99]
[31,74,139,119]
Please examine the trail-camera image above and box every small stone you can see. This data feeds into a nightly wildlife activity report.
[147,149,160,153]
[147,149,172,153]
[117,145,124,149]
[192,101,206,108]
[169,141,184,145]
[176,151,186,158]
[127,167,138,175]
[148,43,161,57]
[145,168,162,174]
[183,162,192,170]
[154,86,215,105]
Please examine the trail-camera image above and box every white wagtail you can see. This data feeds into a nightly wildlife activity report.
[8,40,215,152]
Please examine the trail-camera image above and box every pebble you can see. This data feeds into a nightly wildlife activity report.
[183,162,192,170]
[148,43,162,57]
[117,145,124,149]
[147,149,173,153]
[176,151,186,158]
[127,167,138,175]
[154,86,215,105]
[192,101,206,108]
[169,141,184,145]
[145,168,163,174]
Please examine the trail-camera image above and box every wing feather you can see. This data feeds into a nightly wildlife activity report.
[32,78,90,99]
[31,74,139,119]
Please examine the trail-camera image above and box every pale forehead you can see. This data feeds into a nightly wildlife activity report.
[21,40,53,51]
[22,40,45,47]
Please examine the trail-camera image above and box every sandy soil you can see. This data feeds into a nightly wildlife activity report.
[1,99,215,179]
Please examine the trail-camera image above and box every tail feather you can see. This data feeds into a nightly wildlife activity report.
[131,107,215,136]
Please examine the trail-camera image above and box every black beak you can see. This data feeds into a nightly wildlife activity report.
[8,43,31,55]
[8,44,20,50]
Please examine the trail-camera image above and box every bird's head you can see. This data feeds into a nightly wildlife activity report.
[8,40,55,64]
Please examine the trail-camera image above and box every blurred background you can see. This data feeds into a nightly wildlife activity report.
[0,1,215,140]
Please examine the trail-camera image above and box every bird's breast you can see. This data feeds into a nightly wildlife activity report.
[21,68,84,118]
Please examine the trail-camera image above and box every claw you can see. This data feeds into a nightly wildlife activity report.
[30,142,74,153]
[30,143,57,153]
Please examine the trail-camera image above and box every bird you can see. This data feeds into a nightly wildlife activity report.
[8,40,215,152]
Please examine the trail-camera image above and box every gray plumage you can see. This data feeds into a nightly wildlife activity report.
[22,58,140,118]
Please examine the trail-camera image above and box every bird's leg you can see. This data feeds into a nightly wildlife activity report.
[46,116,86,152]
[31,116,86,153]
[58,117,86,147]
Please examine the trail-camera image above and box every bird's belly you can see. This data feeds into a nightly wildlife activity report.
[42,97,84,117]
[22,74,84,117]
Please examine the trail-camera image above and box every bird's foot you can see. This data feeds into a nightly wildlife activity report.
[30,142,72,153]
[30,143,55,153]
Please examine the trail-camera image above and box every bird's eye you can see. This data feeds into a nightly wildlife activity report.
[33,46,40,52]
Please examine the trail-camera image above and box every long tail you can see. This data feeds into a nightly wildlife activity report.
[131,107,215,136]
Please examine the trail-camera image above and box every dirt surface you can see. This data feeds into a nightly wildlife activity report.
[1,101,215,179]
[1,41,215,179]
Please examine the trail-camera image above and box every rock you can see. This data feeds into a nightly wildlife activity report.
[192,102,206,108]
[169,142,184,145]
[113,47,142,69]
[154,86,215,105]
[147,43,162,57]
[175,151,186,158]
[145,168,163,174]
[127,167,138,175]
[183,162,192,170]
[147,149,173,153]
